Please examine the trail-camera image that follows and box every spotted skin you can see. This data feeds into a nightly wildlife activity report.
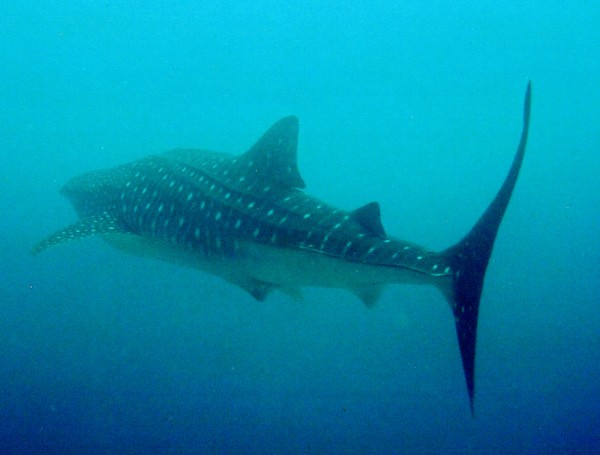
[47,136,453,280]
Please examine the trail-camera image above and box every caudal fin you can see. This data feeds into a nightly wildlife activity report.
[442,83,531,414]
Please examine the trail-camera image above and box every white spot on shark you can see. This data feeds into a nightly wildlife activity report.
[342,241,352,255]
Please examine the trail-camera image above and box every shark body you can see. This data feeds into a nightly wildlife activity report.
[34,84,532,413]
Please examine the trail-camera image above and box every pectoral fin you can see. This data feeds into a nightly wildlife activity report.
[32,211,125,254]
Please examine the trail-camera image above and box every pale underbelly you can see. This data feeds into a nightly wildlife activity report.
[240,241,431,289]
[101,233,432,291]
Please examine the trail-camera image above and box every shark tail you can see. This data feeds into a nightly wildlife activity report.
[439,82,531,415]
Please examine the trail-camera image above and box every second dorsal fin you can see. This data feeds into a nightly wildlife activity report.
[235,116,306,189]
[351,202,386,238]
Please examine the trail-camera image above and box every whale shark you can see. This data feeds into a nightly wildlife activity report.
[34,83,531,413]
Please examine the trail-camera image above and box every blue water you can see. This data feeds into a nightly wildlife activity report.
[1,1,599,453]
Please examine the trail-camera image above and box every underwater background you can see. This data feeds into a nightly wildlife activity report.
[1,1,599,453]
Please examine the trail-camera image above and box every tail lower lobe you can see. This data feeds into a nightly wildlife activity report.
[442,83,531,414]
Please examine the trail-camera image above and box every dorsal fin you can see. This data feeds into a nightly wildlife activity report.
[351,202,386,238]
[235,116,306,189]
